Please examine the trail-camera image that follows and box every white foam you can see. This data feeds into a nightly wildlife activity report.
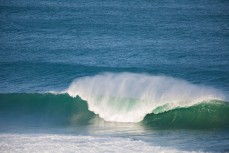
[63,73,225,122]
[0,133,198,153]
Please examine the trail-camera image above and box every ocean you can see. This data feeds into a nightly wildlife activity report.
[0,0,229,152]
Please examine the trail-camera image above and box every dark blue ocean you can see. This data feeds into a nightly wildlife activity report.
[0,0,229,152]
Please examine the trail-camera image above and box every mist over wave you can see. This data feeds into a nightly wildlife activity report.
[63,73,225,122]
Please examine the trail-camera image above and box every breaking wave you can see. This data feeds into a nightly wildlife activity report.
[0,73,228,129]
[63,72,226,123]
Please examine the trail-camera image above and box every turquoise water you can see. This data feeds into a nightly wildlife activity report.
[0,0,229,152]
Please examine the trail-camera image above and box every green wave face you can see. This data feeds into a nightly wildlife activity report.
[0,93,229,130]
[142,101,229,129]
[0,93,95,127]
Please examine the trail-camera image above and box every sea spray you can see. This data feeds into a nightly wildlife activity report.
[64,73,225,122]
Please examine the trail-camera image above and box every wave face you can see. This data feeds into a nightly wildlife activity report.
[143,101,229,129]
[64,73,225,122]
[0,93,95,128]
[0,93,228,129]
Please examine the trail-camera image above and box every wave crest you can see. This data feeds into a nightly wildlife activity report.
[64,73,225,122]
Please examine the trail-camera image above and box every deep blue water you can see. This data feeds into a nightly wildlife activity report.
[1,0,229,93]
[0,0,229,152]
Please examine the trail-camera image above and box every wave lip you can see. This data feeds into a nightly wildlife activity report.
[64,72,225,123]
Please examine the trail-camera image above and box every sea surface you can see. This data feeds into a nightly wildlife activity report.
[0,0,229,152]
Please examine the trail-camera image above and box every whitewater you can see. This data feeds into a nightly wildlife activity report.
[62,73,226,123]
[0,134,200,153]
